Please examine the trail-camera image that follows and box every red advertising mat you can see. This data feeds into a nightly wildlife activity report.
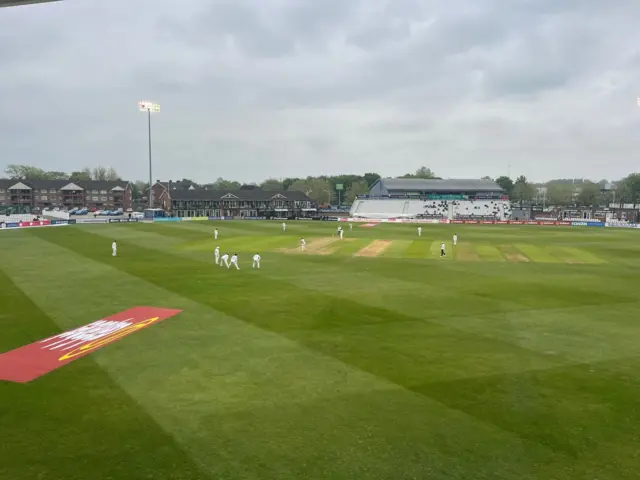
[0,306,182,383]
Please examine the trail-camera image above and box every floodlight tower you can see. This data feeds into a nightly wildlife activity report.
[138,101,160,208]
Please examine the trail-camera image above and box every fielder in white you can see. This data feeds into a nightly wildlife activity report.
[252,253,261,269]
[112,240,117,257]
[339,228,344,240]
[349,223,353,230]
[282,222,287,232]
[230,253,240,270]
[440,242,446,257]
[214,246,220,265]
[214,228,219,240]
[453,233,458,246]
[418,226,422,237]
[300,238,306,251]
[220,253,230,268]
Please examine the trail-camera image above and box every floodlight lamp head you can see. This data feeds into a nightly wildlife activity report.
[138,101,160,113]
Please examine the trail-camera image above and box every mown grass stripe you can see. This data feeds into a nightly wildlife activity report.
[476,245,506,262]
[497,245,531,263]
[0,247,212,480]
[381,240,413,258]
[454,242,480,261]
[404,240,429,258]
[515,244,561,263]
[547,246,605,265]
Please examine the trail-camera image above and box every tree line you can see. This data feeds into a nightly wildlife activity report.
[3,164,640,207]
[3,164,121,182]
[494,173,640,208]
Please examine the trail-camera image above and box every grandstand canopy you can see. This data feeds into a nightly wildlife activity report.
[369,178,503,197]
[0,0,59,7]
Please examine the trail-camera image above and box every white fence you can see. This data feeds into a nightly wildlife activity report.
[42,210,70,220]
[1,214,37,223]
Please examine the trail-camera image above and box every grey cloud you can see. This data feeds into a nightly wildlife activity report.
[1,0,640,183]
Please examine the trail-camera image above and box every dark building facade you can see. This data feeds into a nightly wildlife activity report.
[165,186,316,218]
[0,179,133,211]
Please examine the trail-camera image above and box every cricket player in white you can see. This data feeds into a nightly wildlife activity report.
[112,240,117,257]
[339,228,344,240]
[220,253,230,268]
[453,233,458,246]
[214,228,219,240]
[252,253,261,269]
[282,222,287,232]
[349,223,353,230]
[440,242,446,257]
[230,253,240,270]
[418,226,422,237]
[300,238,306,251]
[214,246,220,265]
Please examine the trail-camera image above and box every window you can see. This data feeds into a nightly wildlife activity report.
[108,196,113,201]
[101,196,107,201]
[92,196,99,201]
[41,189,47,193]
[86,195,91,200]
[41,195,48,201]
[100,190,107,194]
[92,190,98,194]
[0,189,5,193]
[35,196,40,200]
[0,196,4,201]
[50,189,56,193]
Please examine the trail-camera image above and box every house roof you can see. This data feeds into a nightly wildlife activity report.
[170,188,311,202]
[8,181,32,190]
[376,178,503,192]
[0,179,130,191]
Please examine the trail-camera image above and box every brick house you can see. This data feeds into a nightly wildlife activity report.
[0,179,133,211]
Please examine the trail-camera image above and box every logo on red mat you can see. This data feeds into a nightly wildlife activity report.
[0,306,182,384]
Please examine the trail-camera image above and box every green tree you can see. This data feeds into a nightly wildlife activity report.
[345,180,369,204]
[400,166,437,179]
[4,164,75,180]
[546,184,575,206]
[287,178,331,203]
[209,177,241,190]
[281,177,298,191]
[363,172,381,187]
[616,173,640,206]
[260,178,284,191]
[495,176,514,197]
[131,181,149,200]
[70,170,92,182]
[512,176,535,204]
[576,181,601,207]
[46,171,68,180]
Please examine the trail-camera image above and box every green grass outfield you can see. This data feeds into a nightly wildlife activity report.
[1,220,640,479]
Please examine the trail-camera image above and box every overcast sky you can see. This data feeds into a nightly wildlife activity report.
[1,0,639,183]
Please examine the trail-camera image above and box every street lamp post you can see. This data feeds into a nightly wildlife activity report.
[138,101,160,208]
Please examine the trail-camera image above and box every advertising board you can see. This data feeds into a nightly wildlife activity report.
[76,218,109,224]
